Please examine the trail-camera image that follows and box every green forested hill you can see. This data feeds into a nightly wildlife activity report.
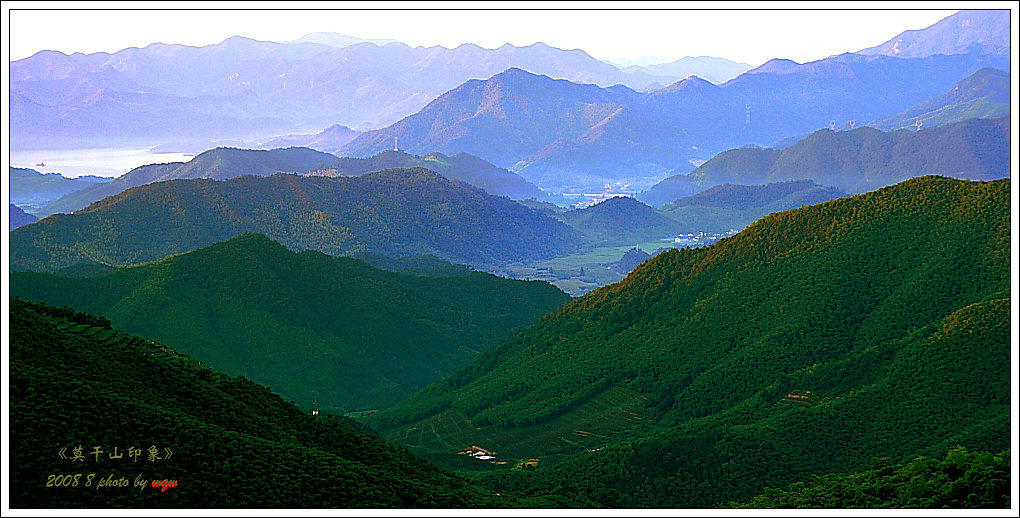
[557,196,683,245]
[8,297,498,508]
[368,175,1010,507]
[10,167,584,272]
[10,233,570,414]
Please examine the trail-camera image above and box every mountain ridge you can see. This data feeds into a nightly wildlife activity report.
[307,149,547,200]
[340,51,1008,192]
[12,167,585,272]
[858,9,1010,58]
[11,34,719,145]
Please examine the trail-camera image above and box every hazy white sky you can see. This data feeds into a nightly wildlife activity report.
[4,2,974,67]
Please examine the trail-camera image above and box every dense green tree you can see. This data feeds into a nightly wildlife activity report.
[8,298,503,508]
[367,176,1010,507]
[736,448,1010,508]
[11,233,570,414]
[10,168,584,272]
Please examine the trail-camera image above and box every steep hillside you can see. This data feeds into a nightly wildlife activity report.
[10,233,570,414]
[868,67,1010,131]
[367,176,1010,507]
[39,147,336,216]
[340,68,682,192]
[11,168,584,272]
[8,297,500,508]
[858,9,1010,58]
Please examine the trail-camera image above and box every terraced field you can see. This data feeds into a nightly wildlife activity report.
[776,389,833,408]
[385,385,653,469]
[46,316,174,353]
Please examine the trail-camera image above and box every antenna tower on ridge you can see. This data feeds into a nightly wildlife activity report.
[394,136,399,152]
[829,120,836,131]
[745,102,751,125]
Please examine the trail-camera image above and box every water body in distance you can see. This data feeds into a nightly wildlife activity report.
[10,148,196,178]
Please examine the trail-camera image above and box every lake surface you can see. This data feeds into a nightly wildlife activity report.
[10,148,196,178]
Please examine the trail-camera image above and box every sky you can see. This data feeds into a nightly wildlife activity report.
[4,2,974,67]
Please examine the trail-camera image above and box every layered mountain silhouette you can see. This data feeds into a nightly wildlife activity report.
[341,49,1007,192]
[10,36,716,146]
[256,123,362,152]
[645,51,1008,151]
[657,180,847,232]
[292,31,399,48]
[6,10,1012,510]
[38,147,549,216]
[10,166,112,210]
[12,9,1009,196]
[11,233,570,413]
[11,168,584,272]
[151,124,362,155]
[641,116,1009,203]
[307,149,547,200]
[37,147,338,216]
[340,68,670,192]
[369,175,1010,507]
[619,56,753,85]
